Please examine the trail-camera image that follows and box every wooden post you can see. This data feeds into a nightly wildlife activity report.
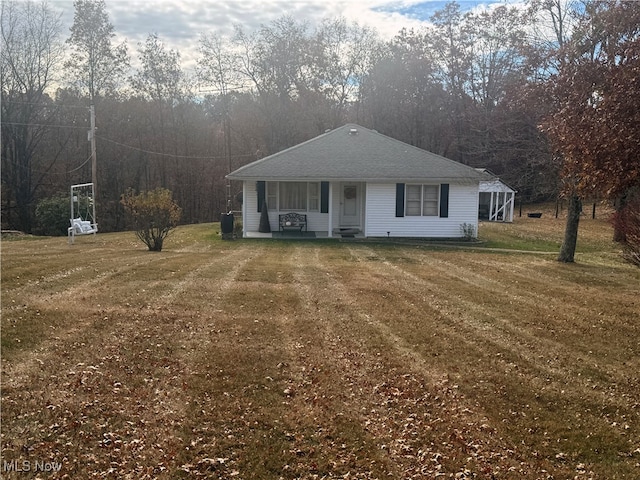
[85,104,98,228]
[89,105,96,190]
[592,202,596,219]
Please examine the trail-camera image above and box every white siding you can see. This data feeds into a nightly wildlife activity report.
[243,181,479,238]
[365,183,479,238]
[243,182,261,235]
[306,212,329,232]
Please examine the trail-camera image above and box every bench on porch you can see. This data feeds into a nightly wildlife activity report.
[279,212,307,232]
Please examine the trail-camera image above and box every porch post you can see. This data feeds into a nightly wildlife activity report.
[502,192,508,222]
[508,192,515,222]
[327,182,333,238]
[242,182,247,238]
[489,192,495,221]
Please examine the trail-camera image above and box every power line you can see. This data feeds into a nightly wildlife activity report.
[67,154,92,173]
[1,124,256,161]
[1,121,88,130]
[4,154,93,176]
[96,135,256,160]
[2,100,90,110]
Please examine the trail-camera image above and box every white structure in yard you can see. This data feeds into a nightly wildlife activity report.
[477,169,517,223]
[68,182,98,244]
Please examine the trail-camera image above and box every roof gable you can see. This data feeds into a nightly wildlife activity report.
[476,168,517,193]
[227,124,485,183]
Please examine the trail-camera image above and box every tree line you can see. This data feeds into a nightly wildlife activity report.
[2,0,638,261]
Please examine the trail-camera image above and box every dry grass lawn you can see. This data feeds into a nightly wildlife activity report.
[2,209,639,479]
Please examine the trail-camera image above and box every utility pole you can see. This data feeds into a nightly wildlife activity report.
[89,104,97,188]
[223,100,232,213]
[89,104,97,223]
[225,115,231,212]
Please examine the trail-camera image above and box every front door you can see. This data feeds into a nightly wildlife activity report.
[340,183,361,227]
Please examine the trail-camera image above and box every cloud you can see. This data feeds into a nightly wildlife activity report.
[121,1,347,72]
[48,0,514,77]
[108,0,334,42]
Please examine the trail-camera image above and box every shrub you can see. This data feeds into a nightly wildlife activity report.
[34,194,70,236]
[121,188,182,252]
[460,222,476,241]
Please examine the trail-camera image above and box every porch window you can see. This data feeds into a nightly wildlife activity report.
[268,182,320,212]
[308,182,319,212]
[406,184,439,216]
[406,185,422,216]
[266,182,277,210]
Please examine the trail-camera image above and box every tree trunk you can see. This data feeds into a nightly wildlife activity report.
[613,192,628,243]
[558,194,582,263]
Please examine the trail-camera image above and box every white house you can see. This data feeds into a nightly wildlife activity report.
[227,124,487,239]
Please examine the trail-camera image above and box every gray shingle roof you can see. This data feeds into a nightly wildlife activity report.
[227,124,485,183]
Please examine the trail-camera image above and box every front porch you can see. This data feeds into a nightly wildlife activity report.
[241,181,366,239]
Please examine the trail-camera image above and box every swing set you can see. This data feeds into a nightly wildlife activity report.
[68,182,98,244]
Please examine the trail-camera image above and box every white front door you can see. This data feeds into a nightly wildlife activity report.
[340,183,361,227]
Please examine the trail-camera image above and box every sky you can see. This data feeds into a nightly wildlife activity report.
[48,0,519,73]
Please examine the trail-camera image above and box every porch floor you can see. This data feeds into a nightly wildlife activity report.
[244,231,365,239]
[272,231,316,239]
[245,231,321,239]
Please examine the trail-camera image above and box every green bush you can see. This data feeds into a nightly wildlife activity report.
[34,195,70,236]
[121,188,182,251]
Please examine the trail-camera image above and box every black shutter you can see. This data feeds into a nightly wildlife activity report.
[257,181,265,213]
[439,184,449,218]
[396,183,405,217]
[320,182,329,213]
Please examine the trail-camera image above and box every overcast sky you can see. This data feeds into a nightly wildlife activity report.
[48,0,519,72]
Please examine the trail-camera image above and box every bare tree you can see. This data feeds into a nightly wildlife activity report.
[65,0,128,101]
[429,2,472,100]
[198,33,247,210]
[128,34,212,224]
[466,5,529,110]
[1,0,64,232]
[232,17,315,152]
[130,33,187,184]
[132,33,185,104]
[198,33,242,98]
[527,0,582,78]
[363,28,450,152]
[198,33,241,187]
[313,17,382,126]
